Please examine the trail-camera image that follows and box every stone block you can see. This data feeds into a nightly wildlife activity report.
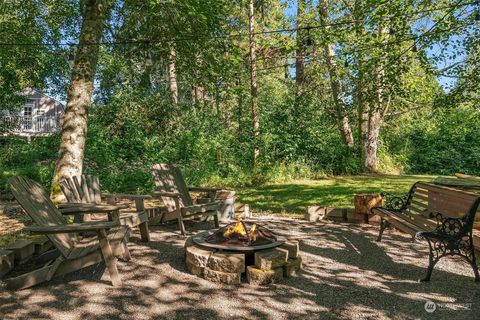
[324,208,356,222]
[254,248,288,270]
[368,214,382,225]
[33,236,53,255]
[184,236,194,250]
[186,257,204,276]
[305,206,325,222]
[279,240,299,259]
[185,245,214,268]
[345,209,364,223]
[473,234,479,251]
[0,250,15,278]
[247,266,283,285]
[284,256,302,278]
[203,268,241,285]
[6,240,35,263]
[207,252,245,273]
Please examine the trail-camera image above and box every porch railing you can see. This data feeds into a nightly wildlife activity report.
[1,116,59,134]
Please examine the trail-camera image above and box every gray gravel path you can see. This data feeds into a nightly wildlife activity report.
[1,217,479,320]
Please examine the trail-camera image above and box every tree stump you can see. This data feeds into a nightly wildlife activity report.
[354,194,383,223]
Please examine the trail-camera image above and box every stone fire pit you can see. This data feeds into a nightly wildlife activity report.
[184,221,302,285]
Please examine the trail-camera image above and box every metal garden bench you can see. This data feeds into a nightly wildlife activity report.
[372,182,480,282]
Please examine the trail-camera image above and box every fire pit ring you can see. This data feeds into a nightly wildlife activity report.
[193,230,286,252]
[184,221,303,285]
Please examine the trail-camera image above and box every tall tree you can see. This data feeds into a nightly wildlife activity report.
[359,23,389,172]
[318,0,355,150]
[249,0,260,166]
[295,0,306,95]
[167,42,178,104]
[51,0,111,201]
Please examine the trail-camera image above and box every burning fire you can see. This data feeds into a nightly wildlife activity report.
[223,220,258,241]
[224,221,247,237]
[248,224,257,241]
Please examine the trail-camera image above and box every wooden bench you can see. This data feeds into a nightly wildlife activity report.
[372,182,480,282]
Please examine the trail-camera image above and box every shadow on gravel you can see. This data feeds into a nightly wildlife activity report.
[1,218,478,320]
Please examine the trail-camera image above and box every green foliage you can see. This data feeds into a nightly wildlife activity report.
[1,0,479,196]
[0,136,58,194]
[384,104,480,175]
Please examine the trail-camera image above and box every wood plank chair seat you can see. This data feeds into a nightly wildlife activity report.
[372,182,480,282]
[151,164,221,235]
[5,176,131,290]
[60,175,151,242]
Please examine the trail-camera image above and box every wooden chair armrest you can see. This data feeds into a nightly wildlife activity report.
[152,191,182,198]
[181,201,221,215]
[102,193,152,200]
[188,187,221,193]
[58,204,123,215]
[25,222,118,234]
[59,202,130,210]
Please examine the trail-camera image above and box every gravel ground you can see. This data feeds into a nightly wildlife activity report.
[1,217,479,320]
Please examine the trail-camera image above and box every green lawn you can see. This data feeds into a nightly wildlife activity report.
[237,175,435,216]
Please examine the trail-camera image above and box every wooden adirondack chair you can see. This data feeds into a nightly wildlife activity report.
[151,164,220,235]
[59,175,151,242]
[5,176,130,289]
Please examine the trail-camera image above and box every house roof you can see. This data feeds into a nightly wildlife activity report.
[18,88,65,111]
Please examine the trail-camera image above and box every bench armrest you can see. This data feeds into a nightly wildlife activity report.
[381,193,408,211]
[417,212,468,240]
[25,221,118,234]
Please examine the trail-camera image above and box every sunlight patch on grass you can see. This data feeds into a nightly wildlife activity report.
[237,175,435,216]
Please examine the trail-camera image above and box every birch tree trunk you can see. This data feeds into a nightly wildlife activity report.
[249,0,260,166]
[318,0,354,150]
[167,43,178,105]
[51,0,110,202]
[193,85,205,104]
[192,55,205,105]
[360,24,389,172]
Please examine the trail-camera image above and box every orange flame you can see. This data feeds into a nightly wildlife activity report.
[248,224,257,241]
[224,221,247,237]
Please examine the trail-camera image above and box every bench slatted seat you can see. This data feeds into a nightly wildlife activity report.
[372,182,480,282]
[6,176,130,289]
[60,175,151,242]
[151,164,220,235]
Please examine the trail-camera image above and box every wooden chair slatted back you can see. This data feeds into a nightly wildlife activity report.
[410,182,480,221]
[151,164,193,211]
[60,175,102,204]
[8,177,74,256]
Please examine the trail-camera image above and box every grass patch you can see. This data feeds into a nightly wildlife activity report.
[237,174,434,216]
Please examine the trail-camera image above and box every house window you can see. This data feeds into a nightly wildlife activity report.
[22,103,34,130]
[34,110,46,131]
[23,104,33,117]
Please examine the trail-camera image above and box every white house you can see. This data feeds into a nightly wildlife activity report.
[2,89,64,136]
